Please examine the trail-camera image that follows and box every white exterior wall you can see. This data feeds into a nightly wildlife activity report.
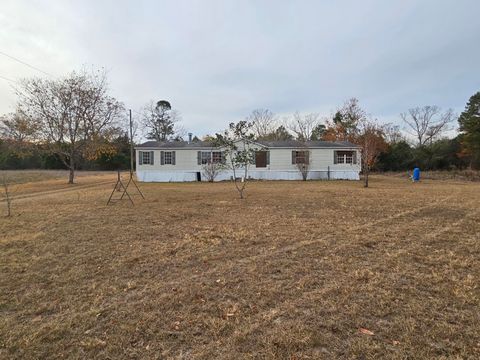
[137,148,206,171]
[136,147,360,182]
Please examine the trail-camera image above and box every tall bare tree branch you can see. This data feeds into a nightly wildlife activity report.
[288,112,321,141]
[16,69,124,183]
[401,106,454,146]
[247,108,277,139]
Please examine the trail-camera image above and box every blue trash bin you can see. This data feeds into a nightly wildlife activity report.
[413,167,420,182]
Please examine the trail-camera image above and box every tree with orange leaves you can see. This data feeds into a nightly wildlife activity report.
[321,98,387,187]
[322,98,366,142]
[357,119,388,187]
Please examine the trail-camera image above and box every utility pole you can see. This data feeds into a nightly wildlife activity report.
[106,108,145,205]
[129,109,134,175]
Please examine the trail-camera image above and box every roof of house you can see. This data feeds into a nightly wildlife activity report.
[136,140,213,149]
[256,140,359,148]
[135,139,360,149]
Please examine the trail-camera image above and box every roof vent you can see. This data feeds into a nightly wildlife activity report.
[188,133,193,144]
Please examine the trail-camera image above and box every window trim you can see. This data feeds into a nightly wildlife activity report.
[201,151,211,165]
[140,150,153,165]
[292,150,309,165]
[335,150,356,165]
[160,150,175,165]
[164,151,173,165]
[255,150,269,168]
[212,151,223,164]
[200,151,224,165]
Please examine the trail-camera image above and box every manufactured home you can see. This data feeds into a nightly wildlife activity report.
[135,138,361,182]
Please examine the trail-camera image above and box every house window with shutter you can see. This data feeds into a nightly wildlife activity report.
[140,151,153,165]
[164,151,172,164]
[335,151,355,164]
[201,151,211,164]
[292,151,309,164]
[164,151,174,165]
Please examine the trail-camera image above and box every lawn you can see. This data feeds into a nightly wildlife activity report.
[1,173,479,359]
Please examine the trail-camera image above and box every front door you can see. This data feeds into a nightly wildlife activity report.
[255,151,267,168]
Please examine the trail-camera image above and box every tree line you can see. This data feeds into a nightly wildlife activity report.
[224,96,480,175]
[1,69,479,184]
[0,70,187,183]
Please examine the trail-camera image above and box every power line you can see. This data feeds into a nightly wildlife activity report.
[0,74,16,83]
[0,50,53,77]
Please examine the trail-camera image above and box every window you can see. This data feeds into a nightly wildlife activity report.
[292,150,309,164]
[141,151,151,165]
[201,151,211,164]
[335,151,355,164]
[164,151,173,165]
[255,151,268,168]
[212,151,223,164]
[160,151,175,165]
[199,151,223,164]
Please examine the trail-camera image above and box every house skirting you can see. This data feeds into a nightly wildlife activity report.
[137,169,360,182]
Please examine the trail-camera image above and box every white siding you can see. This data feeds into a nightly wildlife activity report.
[136,146,361,182]
[254,148,361,172]
[137,149,206,171]
[137,169,359,182]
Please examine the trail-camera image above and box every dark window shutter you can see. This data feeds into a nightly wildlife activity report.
[305,151,310,165]
[353,151,357,164]
[150,151,154,165]
[292,151,296,164]
[139,151,143,165]
[172,151,176,165]
[266,151,270,165]
[197,151,201,165]
[160,151,165,165]
[334,151,338,164]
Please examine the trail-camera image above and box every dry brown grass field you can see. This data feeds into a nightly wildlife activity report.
[1,171,479,359]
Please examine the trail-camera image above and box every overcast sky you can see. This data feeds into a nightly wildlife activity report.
[1,0,479,137]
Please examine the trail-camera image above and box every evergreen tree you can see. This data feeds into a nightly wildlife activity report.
[310,124,326,140]
[323,99,365,141]
[142,100,182,141]
[377,141,414,171]
[259,125,293,141]
[458,92,480,168]
[272,125,293,141]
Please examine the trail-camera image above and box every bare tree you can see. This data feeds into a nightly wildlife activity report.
[142,100,183,141]
[247,109,277,139]
[201,162,225,182]
[383,123,404,144]
[400,106,454,146]
[16,69,124,184]
[288,112,321,141]
[357,119,388,188]
[2,174,12,217]
[214,121,256,199]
